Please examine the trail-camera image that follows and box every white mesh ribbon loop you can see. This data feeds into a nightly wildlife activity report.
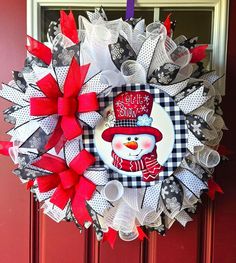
[196,146,220,168]
[119,227,139,241]
[146,22,167,38]
[113,201,136,233]
[191,106,215,124]
[121,60,146,84]
[101,180,124,202]
[136,208,159,225]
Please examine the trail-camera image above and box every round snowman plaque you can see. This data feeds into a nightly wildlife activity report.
[95,86,189,188]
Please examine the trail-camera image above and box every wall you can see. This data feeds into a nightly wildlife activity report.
[0,1,30,262]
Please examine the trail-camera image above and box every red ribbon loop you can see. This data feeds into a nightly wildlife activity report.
[33,153,67,173]
[71,177,96,225]
[60,116,83,140]
[50,184,74,209]
[76,176,96,200]
[37,74,62,98]
[26,36,52,65]
[70,149,96,174]
[77,92,99,113]
[30,97,58,115]
[60,10,79,44]
[37,173,60,192]
[164,13,172,37]
[190,44,208,63]
[63,59,89,98]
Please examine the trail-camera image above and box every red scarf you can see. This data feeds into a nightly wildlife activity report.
[112,146,164,182]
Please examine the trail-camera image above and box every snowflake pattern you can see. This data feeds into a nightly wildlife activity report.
[143,95,150,103]
[157,72,172,84]
[175,81,204,102]
[58,49,76,66]
[186,115,211,142]
[161,177,183,213]
[191,120,202,135]
[109,34,137,70]
[150,63,180,85]
[161,186,169,199]
[0,6,225,240]
[110,43,124,60]
[169,181,180,194]
[137,114,153,126]
[165,197,180,211]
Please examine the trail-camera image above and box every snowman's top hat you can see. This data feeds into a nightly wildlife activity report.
[102,91,163,142]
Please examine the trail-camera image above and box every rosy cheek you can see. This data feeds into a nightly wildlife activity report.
[141,140,153,149]
[113,141,123,150]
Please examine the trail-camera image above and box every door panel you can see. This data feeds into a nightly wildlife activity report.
[39,213,86,263]
[100,238,142,263]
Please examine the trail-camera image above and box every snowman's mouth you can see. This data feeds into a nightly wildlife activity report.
[129,149,143,157]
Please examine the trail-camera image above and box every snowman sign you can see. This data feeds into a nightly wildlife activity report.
[102,91,165,182]
[95,87,187,188]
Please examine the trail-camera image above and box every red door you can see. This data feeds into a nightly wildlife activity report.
[0,1,235,262]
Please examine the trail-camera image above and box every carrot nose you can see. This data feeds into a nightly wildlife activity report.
[124,141,138,150]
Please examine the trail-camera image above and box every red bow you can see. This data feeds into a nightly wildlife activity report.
[30,58,99,150]
[33,150,96,225]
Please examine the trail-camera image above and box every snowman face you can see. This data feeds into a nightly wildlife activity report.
[112,134,156,161]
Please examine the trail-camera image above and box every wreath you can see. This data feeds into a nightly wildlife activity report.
[0,7,226,246]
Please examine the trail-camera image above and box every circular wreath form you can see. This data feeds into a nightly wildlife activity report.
[0,8,225,245]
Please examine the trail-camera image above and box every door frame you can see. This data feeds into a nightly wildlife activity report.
[27,0,229,94]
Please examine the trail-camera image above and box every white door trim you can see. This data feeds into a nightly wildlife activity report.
[27,0,229,93]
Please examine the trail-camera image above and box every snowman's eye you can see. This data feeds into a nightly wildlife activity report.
[134,137,139,141]
[127,137,131,141]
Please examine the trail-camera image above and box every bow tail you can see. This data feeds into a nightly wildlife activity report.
[45,119,65,153]
[61,115,83,141]
[71,192,92,226]
[50,184,74,210]
[71,177,96,226]
[45,115,82,152]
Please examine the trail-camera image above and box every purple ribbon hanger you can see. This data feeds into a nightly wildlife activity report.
[126,0,135,20]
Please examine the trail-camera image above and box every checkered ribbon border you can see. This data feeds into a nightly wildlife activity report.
[82,84,188,188]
